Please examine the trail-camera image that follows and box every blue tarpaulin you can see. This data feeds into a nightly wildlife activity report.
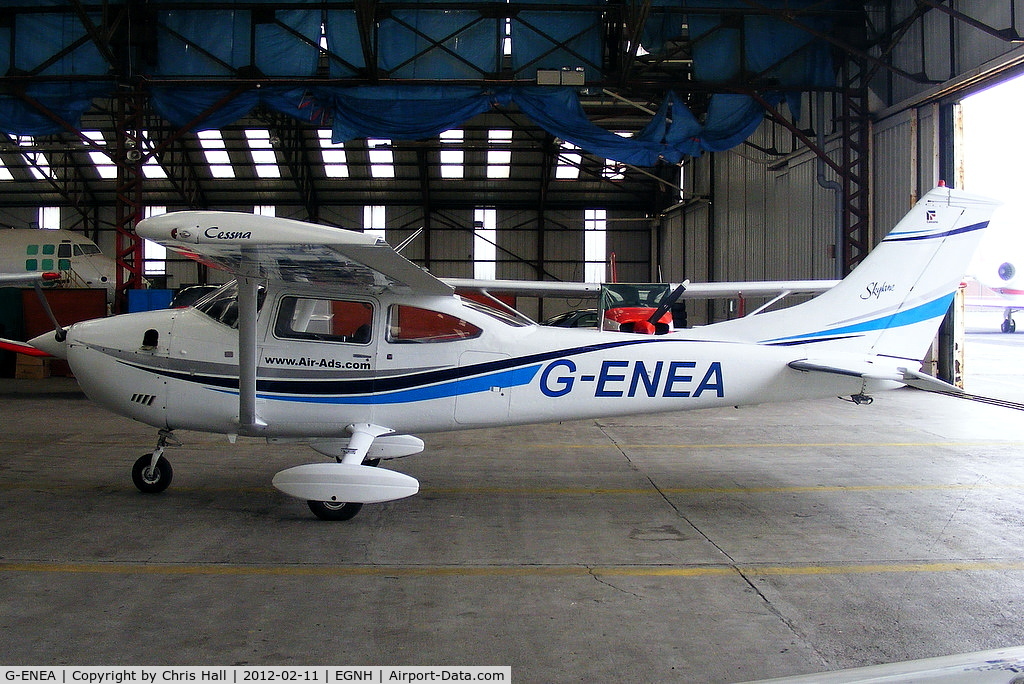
[687,0,835,88]
[0,10,112,135]
[147,83,771,167]
[0,1,834,160]
[380,8,498,79]
[320,86,771,166]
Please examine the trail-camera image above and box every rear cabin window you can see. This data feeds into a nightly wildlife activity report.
[275,296,374,344]
[387,305,481,343]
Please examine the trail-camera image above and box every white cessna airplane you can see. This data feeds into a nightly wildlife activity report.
[14,185,998,520]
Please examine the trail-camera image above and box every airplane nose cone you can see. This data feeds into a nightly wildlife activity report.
[28,329,68,360]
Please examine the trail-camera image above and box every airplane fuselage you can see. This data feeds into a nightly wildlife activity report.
[58,280,872,440]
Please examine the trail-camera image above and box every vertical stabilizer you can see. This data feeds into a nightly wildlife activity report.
[702,186,1001,363]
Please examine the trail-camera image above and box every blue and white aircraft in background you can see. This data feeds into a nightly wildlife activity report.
[9,185,1000,519]
[964,254,1024,333]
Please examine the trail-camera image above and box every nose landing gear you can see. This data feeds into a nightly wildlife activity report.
[131,429,179,494]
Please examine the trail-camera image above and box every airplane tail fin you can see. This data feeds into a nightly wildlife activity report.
[705,185,1001,364]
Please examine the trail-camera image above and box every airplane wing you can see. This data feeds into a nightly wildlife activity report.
[136,211,454,296]
[137,211,836,303]
[0,271,62,286]
[0,337,51,357]
[443,277,839,300]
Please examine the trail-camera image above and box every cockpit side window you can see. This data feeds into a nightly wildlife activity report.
[194,281,266,329]
[274,296,374,344]
[387,305,482,343]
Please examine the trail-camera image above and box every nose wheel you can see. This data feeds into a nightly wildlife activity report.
[132,453,173,493]
[131,429,178,494]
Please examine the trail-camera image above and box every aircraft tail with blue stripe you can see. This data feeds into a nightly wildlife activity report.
[701,185,1000,377]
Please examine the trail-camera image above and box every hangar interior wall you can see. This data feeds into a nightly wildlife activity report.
[2,202,651,322]
[5,2,1024,328]
[660,0,1024,327]
[658,98,952,327]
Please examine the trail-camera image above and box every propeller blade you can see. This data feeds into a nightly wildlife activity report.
[647,283,688,326]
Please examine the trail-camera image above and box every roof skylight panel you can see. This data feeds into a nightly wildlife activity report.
[318,130,349,178]
[83,131,118,179]
[439,129,464,179]
[245,129,282,179]
[487,129,513,179]
[555,141,581,180]
[17,136,53,181]
[368,138,395,179]
[0,154,14,181]
[197,129,235,179]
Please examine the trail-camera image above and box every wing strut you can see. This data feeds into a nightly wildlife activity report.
[33,280,67,342]
[237,273,262,431]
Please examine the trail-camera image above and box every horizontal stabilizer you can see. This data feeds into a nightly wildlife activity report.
[272,462,420,504]
[898,367,964,394]
[788,359,963,394]
[788,358,902,382]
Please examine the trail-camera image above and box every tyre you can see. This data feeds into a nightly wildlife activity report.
[131,453,173,494]
[307,500,363,521]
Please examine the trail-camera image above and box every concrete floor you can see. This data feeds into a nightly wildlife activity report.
[2,330,1024,682]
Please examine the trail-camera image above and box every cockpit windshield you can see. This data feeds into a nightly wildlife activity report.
[194,281,266,329]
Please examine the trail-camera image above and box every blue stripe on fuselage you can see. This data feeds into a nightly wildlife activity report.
[884,220,988,242]
[261,364,542,405]
[761,293,954,345]
[139,338,673,404]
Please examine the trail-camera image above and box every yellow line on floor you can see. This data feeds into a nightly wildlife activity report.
[424,483,1024,496]
[3,439,1024,451]
[2,482,1023,496]
[529,441,1024,450]
[3,559,1024,579]
[0,479,1019,493]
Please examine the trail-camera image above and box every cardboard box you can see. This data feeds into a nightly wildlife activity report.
[15,354,50,379]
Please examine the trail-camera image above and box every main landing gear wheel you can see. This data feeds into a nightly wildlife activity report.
[1002,318,1016,333]
[132,453,173,494]
[305,457,381,521]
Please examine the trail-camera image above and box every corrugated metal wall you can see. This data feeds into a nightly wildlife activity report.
[870,0,1024,106]
[660,119,844,325]
[659,96,952,328]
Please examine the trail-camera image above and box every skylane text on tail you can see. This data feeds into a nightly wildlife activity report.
[20,184,999,519]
